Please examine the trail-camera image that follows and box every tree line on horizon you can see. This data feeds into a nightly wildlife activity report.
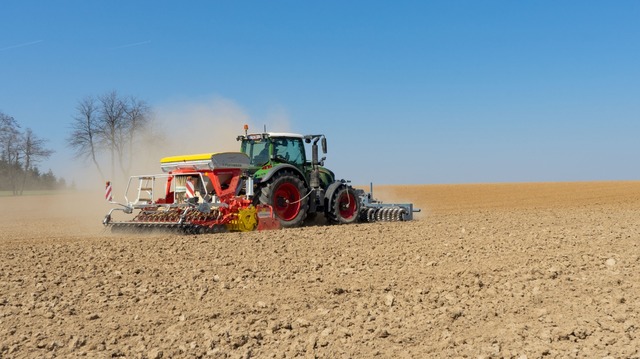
[0,111,64,195]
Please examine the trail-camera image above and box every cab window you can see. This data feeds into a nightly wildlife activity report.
[274,138,305,165]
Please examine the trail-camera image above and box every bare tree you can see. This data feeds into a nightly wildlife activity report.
[0,112,23,194]
[67,96,106,180]
[120,96,150,177]
[0,112,21,161]
[68,91,152,182]
[19,128,54,194]
[98,91,127,180]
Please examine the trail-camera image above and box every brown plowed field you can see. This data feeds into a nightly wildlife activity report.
[1,181,640,358]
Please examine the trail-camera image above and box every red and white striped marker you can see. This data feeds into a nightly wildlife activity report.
[105,181,113,202]
[185,177,195,199]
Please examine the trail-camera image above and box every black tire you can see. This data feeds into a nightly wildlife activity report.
[326,186,361,225]
[258,170,309,228]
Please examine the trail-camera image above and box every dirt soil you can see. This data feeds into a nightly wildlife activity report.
[1,181,640,358]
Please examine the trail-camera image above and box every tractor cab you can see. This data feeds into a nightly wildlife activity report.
[239,132,307,168]
[237,126,334,191]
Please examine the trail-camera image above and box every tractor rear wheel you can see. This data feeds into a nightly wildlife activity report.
[258,170,309,228]
[326,186,360,224]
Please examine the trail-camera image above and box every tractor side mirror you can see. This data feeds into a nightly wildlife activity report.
[321,137,327,153]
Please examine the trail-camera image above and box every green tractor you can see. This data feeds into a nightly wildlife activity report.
[238,129,361,228]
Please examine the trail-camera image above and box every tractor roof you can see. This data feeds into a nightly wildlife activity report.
[249,132,304,139]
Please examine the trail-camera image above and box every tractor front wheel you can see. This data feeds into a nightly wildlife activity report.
[258,170,309,228]
[326,186,360,225]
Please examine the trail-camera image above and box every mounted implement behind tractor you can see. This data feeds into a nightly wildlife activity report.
[103,125,420,234]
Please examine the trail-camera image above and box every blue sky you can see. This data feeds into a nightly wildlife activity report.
[2,1,639,186]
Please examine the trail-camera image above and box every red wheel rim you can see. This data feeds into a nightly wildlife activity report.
[338,191,357,219]
[273,182,301,221]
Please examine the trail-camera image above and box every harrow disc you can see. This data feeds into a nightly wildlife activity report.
[360,206,408,222]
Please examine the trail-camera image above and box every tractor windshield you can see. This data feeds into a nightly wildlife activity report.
[242,139,270,165]
[241,135,306,166]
